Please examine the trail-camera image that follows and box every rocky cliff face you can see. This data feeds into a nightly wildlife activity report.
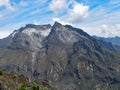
[0,22,120,90]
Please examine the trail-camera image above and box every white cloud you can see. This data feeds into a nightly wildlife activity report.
[75,3,120,38]
[0,0,15,11]
[0,30,11,39]
[66,2,89,23]
[81,24,120,38]
[30,9,41,15]
[0,21,28,39]
[33,20,41,25]
[86,6,120,26]
[51,1,89,24]
[49,0,68,14]
[52,18,73,25]
[96,24,120,37]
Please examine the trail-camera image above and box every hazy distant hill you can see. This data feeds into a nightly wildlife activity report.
[93,36,120,46]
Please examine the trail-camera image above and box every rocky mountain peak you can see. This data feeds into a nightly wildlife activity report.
[5,24,51,50]
[0,22,120,90]
[25,24,51,30]
[47,22,90,45]
[53,21,62,27]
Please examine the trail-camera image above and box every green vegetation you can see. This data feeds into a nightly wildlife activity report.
[13,73,18,78]
[0,71,50,90]
[19,83,28,90]
[32,83,48,90]
[0,69,3,75]
[40,87,48,90]
[33,83,40,90]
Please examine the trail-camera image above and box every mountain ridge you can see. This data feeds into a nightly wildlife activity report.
[0,22,120,90]
[93,36,120,46]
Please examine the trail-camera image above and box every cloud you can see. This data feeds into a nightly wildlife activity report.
[66,2,89,23]
[52,18,72,25]
[30,9,41,15]
[0,30,11,39]
[0,21,28,39]
[95,24,120,37]
[33,20,41,25]
[0,0,15,11]
[49,0,68,14]
[76,2,120,37]
[81,24,120,38]
[51,0,89,24]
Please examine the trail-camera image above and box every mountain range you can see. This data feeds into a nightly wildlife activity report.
[0,22,120,90]
[93,36,120,46]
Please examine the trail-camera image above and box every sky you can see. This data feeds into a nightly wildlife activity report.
[0,0,120,39]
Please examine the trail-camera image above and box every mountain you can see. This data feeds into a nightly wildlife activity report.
[93,36,120,46]
[0,22,120,90]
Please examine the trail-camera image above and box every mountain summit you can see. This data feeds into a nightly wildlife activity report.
[0,22,120,90]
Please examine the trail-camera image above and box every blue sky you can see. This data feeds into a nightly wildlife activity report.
[0,0,120,38]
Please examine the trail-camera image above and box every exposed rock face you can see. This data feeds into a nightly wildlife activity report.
[0,22,120,90]
[10,24,51,51]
